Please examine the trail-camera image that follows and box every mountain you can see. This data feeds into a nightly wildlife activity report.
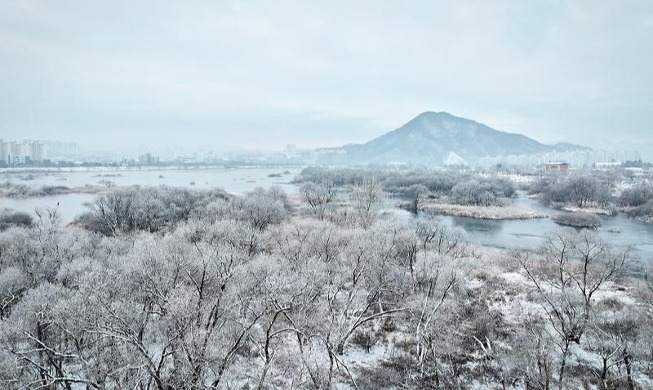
[330,112,589,165]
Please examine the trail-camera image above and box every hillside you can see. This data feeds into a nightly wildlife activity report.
[332,112,588,165]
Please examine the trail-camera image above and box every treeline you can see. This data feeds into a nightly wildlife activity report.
[298,167,516,209]
[0,182,74,197]
[0,210,33,231]
[532,174,614,208]
[299,167,653,219]
[0,184,651,389]
[528,173,653,221]
[74,186,232,235]
[619,184,653,222]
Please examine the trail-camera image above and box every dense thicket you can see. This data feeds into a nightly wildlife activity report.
[298,167,459,195]
[552,212,601,229]
[0,183,651,389]
[0,210,33,231]
[538,175,613,208]
[0,182,73,197]
[74,186,232,234]
[298,167,515,207]
[450,177,515,206]
[619,184,653,207]
[528,173,653,223]
[626,200,653,222]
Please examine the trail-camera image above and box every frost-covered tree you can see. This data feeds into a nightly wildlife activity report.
[299,181,337,220]
[514,230,631,389]
[350,178,385,229]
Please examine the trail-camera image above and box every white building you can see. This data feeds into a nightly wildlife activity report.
[29,141,46,162]
[1,140,48,164]
[479,149,643,169]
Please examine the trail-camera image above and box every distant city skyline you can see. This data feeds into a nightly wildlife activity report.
[1,1,652,159]
[0,136,646,170]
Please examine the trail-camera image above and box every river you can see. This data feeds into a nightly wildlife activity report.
[1,168,652,261]
[433,197,653,261]
[0,167,301,223]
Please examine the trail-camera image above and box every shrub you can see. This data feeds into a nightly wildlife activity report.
[450,177,515,206]
[38,185,71,196]
[552,212,601,229]
[0,210,33,230]
[78,186,229,235]
[350,329,376,353]
[541,175,612,208]
[619,185,653,207]
[626,200,653,221]
[7,184,31,197]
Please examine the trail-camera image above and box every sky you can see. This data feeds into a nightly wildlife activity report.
[1,0,652,159]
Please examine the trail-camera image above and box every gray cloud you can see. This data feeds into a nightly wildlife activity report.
[1,0,652,159]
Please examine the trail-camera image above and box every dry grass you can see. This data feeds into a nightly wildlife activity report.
[423,204,546,220]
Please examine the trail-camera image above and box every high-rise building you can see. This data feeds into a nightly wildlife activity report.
[138,152,159,165]
[6,141,21,164]
[29,141,46,162]
[0,140,49,165]
[45,141,80,160]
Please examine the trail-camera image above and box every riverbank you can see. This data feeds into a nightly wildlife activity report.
[0,183,128,198]
[0,163,305,174]
[560,205,615,215]
[618,206,653,225]
[637,215,653,224]
[422,203,547,220]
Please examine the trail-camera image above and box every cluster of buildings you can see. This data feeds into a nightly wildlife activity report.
[45,141,81,161]
[0,138,646,172]
[0,139,47,165]
[138,152,160,165]
[479,149,642,169]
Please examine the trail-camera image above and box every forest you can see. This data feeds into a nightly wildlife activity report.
[0,171,652,389]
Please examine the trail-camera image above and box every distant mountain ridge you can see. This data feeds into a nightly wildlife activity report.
[329,112,589,165]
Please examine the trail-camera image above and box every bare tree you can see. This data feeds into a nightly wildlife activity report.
[350,178,385,229]
[413,218,470,258]
[514,230,631,389]
[411,251,465,380]
[406,184,428,213]
[300,182,337,220]
[585,307,641,390]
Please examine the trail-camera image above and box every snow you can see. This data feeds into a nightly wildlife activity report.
[561,206,614,215]
[341,344,388,368]
[444,151,468,166]
[500,272,530,286]
[592,282,638,305]
[466,278,486,290]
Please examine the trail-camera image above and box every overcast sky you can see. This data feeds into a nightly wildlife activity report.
[1,0,652,159]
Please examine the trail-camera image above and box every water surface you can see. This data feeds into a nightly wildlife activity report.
[0,167,300,223]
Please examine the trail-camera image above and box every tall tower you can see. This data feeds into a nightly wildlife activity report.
[30,141,46,162]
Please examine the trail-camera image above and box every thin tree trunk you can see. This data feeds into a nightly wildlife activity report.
[600,357,608,390]
[624,348,634,390]
[558,340,570,390]
[256,362,271,390]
